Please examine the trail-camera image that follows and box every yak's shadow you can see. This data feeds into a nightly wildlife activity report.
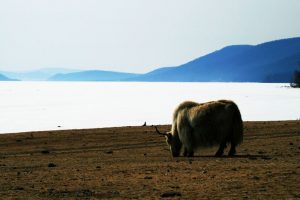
[183,154,272,160]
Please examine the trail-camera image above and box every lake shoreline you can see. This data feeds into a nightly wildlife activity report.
[0,119,298,136]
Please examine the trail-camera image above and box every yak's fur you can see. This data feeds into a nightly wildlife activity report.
[165,100,243,157]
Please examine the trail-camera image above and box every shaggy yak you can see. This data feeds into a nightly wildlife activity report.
[155,100,243,157]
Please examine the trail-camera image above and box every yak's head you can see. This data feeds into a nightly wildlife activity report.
[155,126,182,157]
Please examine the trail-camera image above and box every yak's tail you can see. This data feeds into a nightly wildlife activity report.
[231,102,244,145]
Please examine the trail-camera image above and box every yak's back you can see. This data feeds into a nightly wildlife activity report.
[187,100,242,133]
[186,100,243,146]
[188,100,236,121]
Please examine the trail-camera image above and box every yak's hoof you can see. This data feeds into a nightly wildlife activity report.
[228,152,236,157]
[215,151,224,157]
[228,149,236,157]
[186,152,194,157]
[172,152,180,157]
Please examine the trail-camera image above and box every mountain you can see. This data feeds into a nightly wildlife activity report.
[3,37,299,82]
[0,68,79,81]
[0,73,18,81]
[49,70,140,81]
[128,37,300,82]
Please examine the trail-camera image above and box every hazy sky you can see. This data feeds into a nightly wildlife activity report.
[1,0,300,73]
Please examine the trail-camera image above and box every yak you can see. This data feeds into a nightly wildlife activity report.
[155,100,243,157]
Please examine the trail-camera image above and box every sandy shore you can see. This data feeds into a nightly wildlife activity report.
[0,121,300,199]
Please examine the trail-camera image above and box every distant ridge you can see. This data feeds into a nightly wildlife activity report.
[127,37,300,82]
[48,70,140,81]
[0,68,79,81]
[0,73,18,81]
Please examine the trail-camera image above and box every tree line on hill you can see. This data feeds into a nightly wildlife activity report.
[290,65,300,88]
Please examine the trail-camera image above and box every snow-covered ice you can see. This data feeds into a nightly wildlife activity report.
[0,82,299,133]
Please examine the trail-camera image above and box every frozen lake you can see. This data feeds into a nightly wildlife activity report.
[0,82,299,134]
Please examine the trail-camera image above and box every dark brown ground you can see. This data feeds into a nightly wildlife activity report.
[0,121,300,199]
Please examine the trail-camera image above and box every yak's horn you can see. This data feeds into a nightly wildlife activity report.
[155,126,168,136]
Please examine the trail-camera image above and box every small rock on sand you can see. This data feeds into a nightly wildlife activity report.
[104,150,113,154]
[160,191,181,198]
[48,163,56,168]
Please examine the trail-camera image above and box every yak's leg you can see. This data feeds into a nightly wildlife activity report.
[215,141,227,157]
[183,147,188,157]
[228,142,236,156]
[178,119,194,157]
[183,147,194,157]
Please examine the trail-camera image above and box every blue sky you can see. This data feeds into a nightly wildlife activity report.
[1,0,300,73]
